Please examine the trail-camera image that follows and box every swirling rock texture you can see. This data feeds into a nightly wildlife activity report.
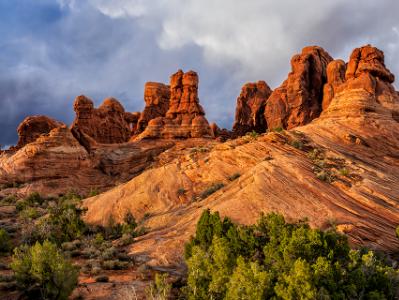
[1,45,399,296]
[71,95,134,144]
[137,70,214,139]
[265,46,333,130]
[16,115,64,149]
[82,45,399,271]
[232,81,272,135]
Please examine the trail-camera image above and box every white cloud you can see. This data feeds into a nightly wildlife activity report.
[89,0,149,18]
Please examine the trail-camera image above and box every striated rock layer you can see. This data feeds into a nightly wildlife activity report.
[137,70,213,139]
[233,81,272,135]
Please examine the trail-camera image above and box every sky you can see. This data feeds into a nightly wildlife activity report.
[1,0,399,147]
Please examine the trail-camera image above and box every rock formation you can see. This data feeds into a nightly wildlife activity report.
[71,95,134,144]
[16,115,64,149]
[322,59,346,110]
[136,82,170,133]
[232,81,272,135]
[321,45,399,121]
[137,70,213,139]
[265,46,333,130]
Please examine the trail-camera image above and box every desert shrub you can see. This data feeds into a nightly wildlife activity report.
[38,198,87,245]
[102,259,129,270]
[0,195,17,206]
[19,207,39,220]
[146,273,172,300]
[0,228,11,253]
[228,173,241,181]
[177,188,187,196]
[246,130,259,139]
[271,126,284,133]
[199,183,225,199]
[181,210,399,299]
[11,240,78,300]
[25,192,44,206]
[290,139,304,150]
[339,167,350,176]
[88,188,99,197]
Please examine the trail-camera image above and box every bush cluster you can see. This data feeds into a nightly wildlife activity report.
[182,209,399,299]
[11,240,78,300]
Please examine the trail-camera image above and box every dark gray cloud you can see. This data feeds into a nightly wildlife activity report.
[0,0,398,147]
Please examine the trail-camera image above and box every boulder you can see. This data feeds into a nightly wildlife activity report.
[232,81,272,135]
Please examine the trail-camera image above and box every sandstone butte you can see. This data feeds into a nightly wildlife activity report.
[1,45,399,277]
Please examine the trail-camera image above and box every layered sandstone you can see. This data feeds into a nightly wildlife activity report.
[83,45,399,269]
[137,70,213,139]
[71,96,134,144]
[16,115,64,149]
[232,81,272,135]
[136,82,170,133]
[265,46,333,129]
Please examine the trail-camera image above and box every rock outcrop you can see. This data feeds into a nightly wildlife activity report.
[136,82,170,133]
[232,81,272,135]
[265,46,333,129]
[16,115,64,149]
[322,59,346,110]
[71,96,134,144]
[137,70,213,139]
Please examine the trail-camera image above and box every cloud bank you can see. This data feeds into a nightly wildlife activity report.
[0,0,398,146]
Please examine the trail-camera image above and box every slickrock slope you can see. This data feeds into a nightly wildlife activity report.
[137,70,214,139]
[16,115,64,149]
[83,45,399,267]
[233,81,272,135]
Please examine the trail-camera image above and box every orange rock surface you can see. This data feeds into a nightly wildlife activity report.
[233,81,272,135]
[71,95,134,144]
[265,46,333,129]
[16,115,64,149]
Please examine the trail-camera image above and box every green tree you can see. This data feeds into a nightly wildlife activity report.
[11,240,78,300]
[225,257,272,300]
[0,228,11,253]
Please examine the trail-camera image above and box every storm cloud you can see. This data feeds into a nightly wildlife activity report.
[1,0,398,146]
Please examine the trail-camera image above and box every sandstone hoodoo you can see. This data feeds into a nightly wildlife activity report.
[322,59,346,110]
[71,95,135,144]
[136,82,170,134]
[265,46,333,130]
[137,70,213,139]
[16,115,64,149]
[232,80,272,136]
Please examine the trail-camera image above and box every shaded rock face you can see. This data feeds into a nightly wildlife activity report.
[16,115,64,149]
[136,82,170,133]
[265,46,333,130]
[71,95,134,144]
[233,81,272,135]
[138,70,213,139]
